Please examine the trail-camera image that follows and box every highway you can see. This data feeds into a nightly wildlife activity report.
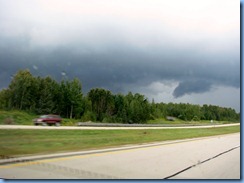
[0,123,240,130]
[0,133,240,179]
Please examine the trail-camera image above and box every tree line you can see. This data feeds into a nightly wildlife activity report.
[0,70,240,123]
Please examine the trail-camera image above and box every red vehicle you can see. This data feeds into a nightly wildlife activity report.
[33,114,62,126]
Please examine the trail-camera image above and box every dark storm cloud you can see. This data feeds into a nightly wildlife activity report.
[0,33,240,97]
[0,0,239,113]
[173,80,212,98]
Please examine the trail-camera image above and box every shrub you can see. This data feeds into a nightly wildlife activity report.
[3,117,15,125]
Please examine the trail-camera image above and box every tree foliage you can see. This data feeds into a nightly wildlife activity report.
[88,88,113,121]
[0,69,240,122]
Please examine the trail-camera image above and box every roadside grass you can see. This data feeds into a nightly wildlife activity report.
[0,110,36,125]
[0,125,240,158]
[0,110,237,126]
[0,110,80,126]
[147,118,234,125]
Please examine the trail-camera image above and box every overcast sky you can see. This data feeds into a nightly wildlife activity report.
[0,0,240,112]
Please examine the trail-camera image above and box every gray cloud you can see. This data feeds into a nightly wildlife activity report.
[0,37,239,95]
[173,80,212,98]
[0,0,240,111]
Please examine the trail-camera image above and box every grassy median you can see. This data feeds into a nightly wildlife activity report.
[0,125,240,158]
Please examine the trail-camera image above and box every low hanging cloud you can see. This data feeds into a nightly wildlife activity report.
[0,36,240,96]
[173,80,213,98]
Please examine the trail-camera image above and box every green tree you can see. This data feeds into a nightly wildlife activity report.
[8,70,36,110]
[88,88,113,121]
[124,92,150,123]
[34,76,60,114]
[59,78,83,119]
[114,94,127,122]
[0,89,11,109]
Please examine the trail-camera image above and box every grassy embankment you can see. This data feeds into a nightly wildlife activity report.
[0,110,238,126]
[0,110,80,126]
[0,125,240,158]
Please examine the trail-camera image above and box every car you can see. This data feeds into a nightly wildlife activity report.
[33,114,62,126]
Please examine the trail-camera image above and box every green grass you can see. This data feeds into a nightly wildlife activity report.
[0,110,237,126]
[147,117,235,125]
[0,125,240,158]
[0,110,80,126]
[0,110,36,125]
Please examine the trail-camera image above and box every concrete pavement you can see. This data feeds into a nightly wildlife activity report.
[0,133,240,179]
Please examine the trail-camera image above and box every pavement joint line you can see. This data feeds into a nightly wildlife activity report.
[163,145,240,179]
[0,133,239,169]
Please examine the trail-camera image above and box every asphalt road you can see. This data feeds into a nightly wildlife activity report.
[0,133,240,179]
[0,123,240,130]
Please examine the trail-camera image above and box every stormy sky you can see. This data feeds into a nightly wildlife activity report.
[0,0,240,111]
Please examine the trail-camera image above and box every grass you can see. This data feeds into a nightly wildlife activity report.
[147,117,235,125]
[0,110,80,126]
[0,125,240,158]
[0,110,237,126]
[0,110,36,125]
